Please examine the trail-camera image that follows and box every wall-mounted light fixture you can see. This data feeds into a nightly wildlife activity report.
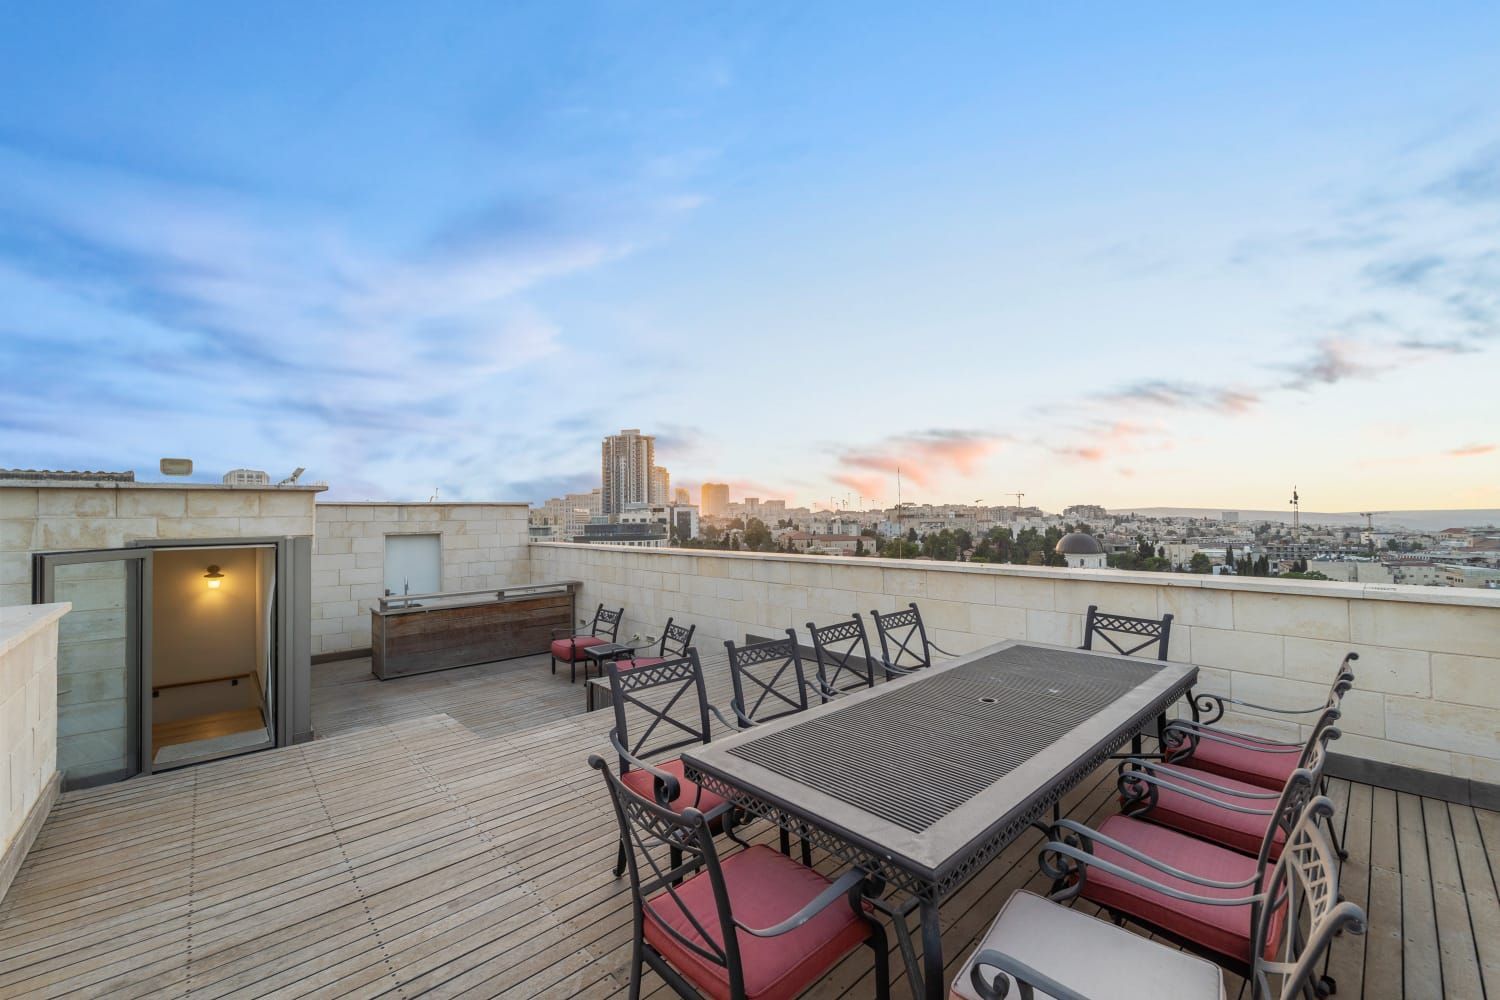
[204,565,224,589]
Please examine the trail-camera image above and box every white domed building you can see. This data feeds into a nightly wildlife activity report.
[1055,531,1106,569]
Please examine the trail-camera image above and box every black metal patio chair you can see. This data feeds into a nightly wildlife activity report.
[589,754,892,1000]
[806,614,880,699]
[613,617,697,672]
[1081,604,1174,660]
[551,603,623,683]
[956,793,1364,1000]
[870,602,958,677]
[1034,719,1346,991]
[604,649,740,875]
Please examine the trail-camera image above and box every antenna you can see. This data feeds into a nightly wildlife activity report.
[1289,486,1300,542]
[278,467,305,485]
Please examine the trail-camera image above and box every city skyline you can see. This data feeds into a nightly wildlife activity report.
[1,5,1498,510]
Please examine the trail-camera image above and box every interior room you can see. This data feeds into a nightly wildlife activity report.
[150,545,276,767]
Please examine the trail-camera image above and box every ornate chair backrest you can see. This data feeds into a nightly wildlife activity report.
[807,614,878,695]
[1326,652,1358,704]
[592,605,624,642]
[656,618,696,659]
[1081,605,1173,660]
[588,754,746,995]
[606,650,712,776]
[726,630,810,724]
[1251,796,1366,1000]
[871,603,935,673]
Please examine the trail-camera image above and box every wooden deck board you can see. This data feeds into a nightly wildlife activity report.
[0,653,1492,999]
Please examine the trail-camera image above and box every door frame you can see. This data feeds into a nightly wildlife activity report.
[125,536,297,750]
[33,547,153,787]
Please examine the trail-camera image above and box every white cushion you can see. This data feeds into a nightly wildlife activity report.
[949,891,1225,1000]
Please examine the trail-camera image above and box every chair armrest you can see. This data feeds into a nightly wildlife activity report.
[1120,758,1281,799]
[880,660,916,677]
[609,730,682,807]
[1196,691,1332,718]
[1164,720,1303,753]
[735,868,868,938]
[927,641,959,658]
[1052,820,1259,888]
[1118,769,1278,816]
[970,949,1091,1000]
[1046,841,1265,905]
[710,703,752,731]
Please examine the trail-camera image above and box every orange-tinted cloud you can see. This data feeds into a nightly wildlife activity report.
[1447,443,1496,457]
[833,429,1006,498]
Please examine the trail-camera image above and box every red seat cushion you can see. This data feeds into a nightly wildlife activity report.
[1167,732,1301,791]
[1126,771,1287,859]
[614,656,665,671]
[1078,815,1285,965]
[644,844,871,1000]
[620,758,727,816]
[550,635,605,661]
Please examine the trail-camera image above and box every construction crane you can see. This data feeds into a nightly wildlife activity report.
[1008,492,1025,508]
[1358,511,1389,556]
[1289,487,1300,542]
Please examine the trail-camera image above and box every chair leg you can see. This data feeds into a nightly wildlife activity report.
[779,827,791,857]
[800,835,812,867]
[615,838,627,877]
[550,656,556,675]
[867,920,891,1000]
[629,937,644,1000]
[1327,817,1350,862]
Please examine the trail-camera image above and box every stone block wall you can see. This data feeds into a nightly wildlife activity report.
[311,503,532,657]
[530,543,1500,786]
[0,485,319,607]
[0,604,66,900]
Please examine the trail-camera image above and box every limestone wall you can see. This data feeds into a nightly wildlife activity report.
[0,485,319,607]
[0,604,67,900]
[530,543,1500,786]
[311,503,532,657]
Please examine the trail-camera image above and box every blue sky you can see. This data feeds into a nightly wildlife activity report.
[2,3,1498,511]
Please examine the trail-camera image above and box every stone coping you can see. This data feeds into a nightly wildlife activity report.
[0,603,69,658]
[318,500,529,507]
[0,481,326,492]
[528,542,1500,609]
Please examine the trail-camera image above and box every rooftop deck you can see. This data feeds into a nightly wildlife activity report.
[1,652,1496,999]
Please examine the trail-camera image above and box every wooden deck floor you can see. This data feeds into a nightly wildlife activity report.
[1,653,1495,999]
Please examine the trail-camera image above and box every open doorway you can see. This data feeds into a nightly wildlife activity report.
[149,545,276,767]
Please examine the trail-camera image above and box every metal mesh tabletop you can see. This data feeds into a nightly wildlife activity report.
[724,644,1164,833]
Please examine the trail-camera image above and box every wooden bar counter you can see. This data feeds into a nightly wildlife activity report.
[370,582,579,680]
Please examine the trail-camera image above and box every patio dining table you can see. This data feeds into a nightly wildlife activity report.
[682,638,1198,1000]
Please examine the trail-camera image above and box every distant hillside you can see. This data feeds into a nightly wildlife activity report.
[1105,508,1500,531]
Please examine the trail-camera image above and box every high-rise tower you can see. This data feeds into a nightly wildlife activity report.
[601,429,655,515]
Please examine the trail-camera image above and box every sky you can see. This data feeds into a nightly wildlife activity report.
[1,3,1498,513]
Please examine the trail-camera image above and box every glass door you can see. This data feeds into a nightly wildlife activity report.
[34,549,151,789]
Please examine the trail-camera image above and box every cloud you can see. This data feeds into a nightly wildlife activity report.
[831,429,1006,500]
[1447,443,1496,457]
[1278,338,1377,390]
[1427,144,1500,205]
[1050,420,1169,464]
[1099,380,1259,414]
[1364,254,1445,288]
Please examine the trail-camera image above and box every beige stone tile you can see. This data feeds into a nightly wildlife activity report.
[1431,653,1500,710]
[0,489,39,518]
[0,553,29,587]
[1157,587,1234,629]
[991,576,1054,611]
[1283,636,1429,697]
[1024,609,1081,646]
[259,492,317,517]
[152,517,244,540]
[1451,753,1500,784]
[36,489,116,517]
[969,604,1028,639]
[114,490,184,517]
[0,518,36,550]
[1231,591,1349,641]
[882,568,927,599]
[238,516,314,536]
[1333,732,1453,776]
[829,564,886,594]
[185,491,260,517]
[1191,627,1284,676]
[925,570,995,606]
[1351,600,1500,658]
[1053,580,1159,618]
[1385,697,1500,758]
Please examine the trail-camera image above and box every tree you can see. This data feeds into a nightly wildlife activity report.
[921,529,960,561]
[1188,552,1213,574]
[855,538,866,556]
[743,517,774,551]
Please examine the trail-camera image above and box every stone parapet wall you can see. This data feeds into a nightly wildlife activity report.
[530,543,1500,785]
